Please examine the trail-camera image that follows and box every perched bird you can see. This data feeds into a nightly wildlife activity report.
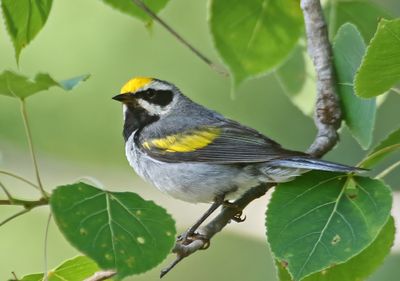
[113,77,361,237]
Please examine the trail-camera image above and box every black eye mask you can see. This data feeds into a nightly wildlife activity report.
[136,89,173,107]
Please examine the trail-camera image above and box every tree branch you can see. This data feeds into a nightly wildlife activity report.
[131,0,228,76]
[160,0,342,277]
[0,197,48,208]
[0,197,48,227]
[301,0,341,158]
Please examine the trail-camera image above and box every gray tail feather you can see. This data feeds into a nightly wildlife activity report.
[269,157,367,173]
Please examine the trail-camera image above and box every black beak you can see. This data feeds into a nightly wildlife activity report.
[112,94,130,102]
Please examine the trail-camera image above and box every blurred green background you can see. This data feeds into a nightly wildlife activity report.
[0,0,399,280]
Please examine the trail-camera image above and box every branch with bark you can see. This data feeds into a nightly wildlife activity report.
[81,0,342,279]
[302,0,341,157]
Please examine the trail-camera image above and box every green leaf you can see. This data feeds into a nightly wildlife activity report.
[18,274,43,281]
[0,71,90,99]
[276,217,395,281]
[1,0,53,63]
[266,172,392,281]
[209,0,303,85]
[50,182,176,279]
[360,128,400,168]
[58,75,91,91]
[274,45,317,116]
[333,23,376,149]
[326,0,392,42]
[19,255,102,281]
[355,19,400,98]
[101,0,169,23]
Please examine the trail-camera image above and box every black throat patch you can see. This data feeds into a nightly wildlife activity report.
[123,106,159,141]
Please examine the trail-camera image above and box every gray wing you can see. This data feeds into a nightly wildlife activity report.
[138,120,306,164]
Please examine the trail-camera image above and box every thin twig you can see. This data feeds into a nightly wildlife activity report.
[160,256,183,278]
[0,170,40,190]
[0,180,14,202]
[0,208,31,227]
[131,0,228,76]
[160,0,342,277]
[43,214,52,281]
[84,270,117,281]
[20,99,48,198]
[301,0,341,158]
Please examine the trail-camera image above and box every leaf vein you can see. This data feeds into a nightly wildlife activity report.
[109,194,156,243]
[112,220,143,254]
[106,193,117,268]
[356,181,378,210]
[280,175,342,209]
[79,209,107,227]
[63,192,104,212]
[278,201,336,236]
[336,210,356,241]
[295,185,346,280]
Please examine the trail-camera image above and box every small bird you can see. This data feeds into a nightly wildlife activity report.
[113,77,361,238]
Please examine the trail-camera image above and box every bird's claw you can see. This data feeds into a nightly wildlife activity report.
[232,211,246,223]
[176,231,210,249]
[223,200,240,209]
[222,201,246,223]
[176,231,191,243]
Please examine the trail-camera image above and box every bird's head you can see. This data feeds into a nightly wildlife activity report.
[112,77,178,116]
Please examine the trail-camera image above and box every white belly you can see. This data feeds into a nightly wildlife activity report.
[125,133,260,203]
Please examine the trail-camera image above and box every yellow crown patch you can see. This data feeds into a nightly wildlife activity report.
[120,77,153,94]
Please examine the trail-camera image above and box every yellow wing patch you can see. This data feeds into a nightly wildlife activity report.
[120,77,153,94]
[143,128,221,153]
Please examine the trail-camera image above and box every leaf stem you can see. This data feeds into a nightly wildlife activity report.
[131,0,228,76]
[19,99,48,198]
[11,272,18,280]
[43,214,52,281]
[0,180,14,202]
[0,170,40,190]
[358,144,400,168]
[376,160,400,179]
[391,87,400,95]
[328,0,337,41]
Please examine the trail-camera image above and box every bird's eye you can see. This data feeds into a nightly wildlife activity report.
[147,90,157,99]
[140,89,173,106]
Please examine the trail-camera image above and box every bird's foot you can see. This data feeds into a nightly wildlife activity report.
[223,201,246,223]
[232,211,246,223]
[222,200,240,209]
[176,231,210,249]
[176,230,192,243]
